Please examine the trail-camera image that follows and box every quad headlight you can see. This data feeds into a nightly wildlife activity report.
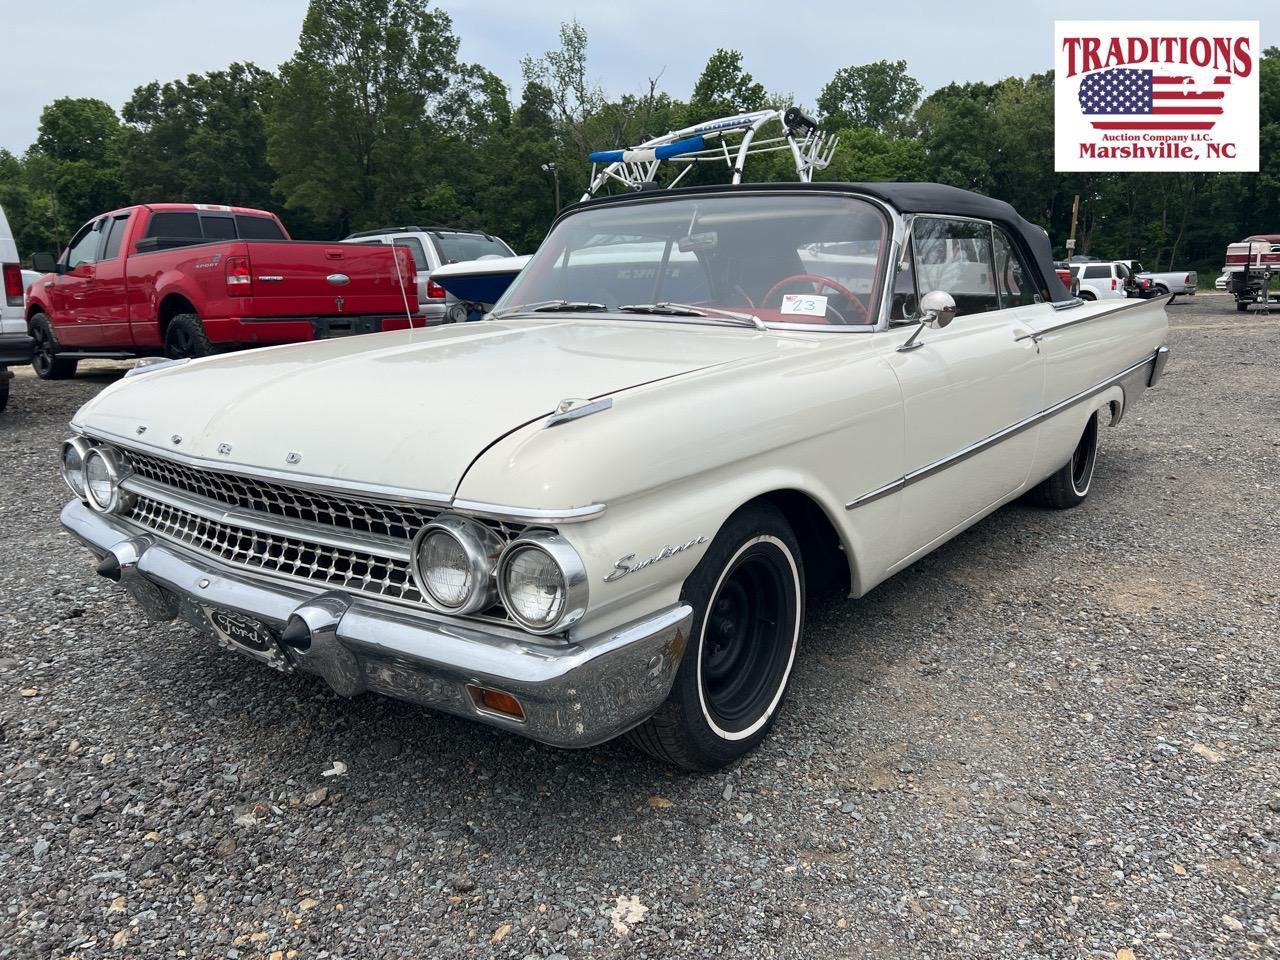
[411,515,504,615]
[412,518,588,634]
[496,532,588,634]
[60,436,93,499]
[80,446,132,514]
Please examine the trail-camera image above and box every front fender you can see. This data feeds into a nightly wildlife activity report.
[453,338,907,639]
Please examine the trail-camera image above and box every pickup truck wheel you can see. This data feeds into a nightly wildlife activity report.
[29,314,78,380]
[164,313,214,359]
[628,503,803,770]
[0,368,9,413]
[1236,300,1249,313]
[1030,411,1099,509]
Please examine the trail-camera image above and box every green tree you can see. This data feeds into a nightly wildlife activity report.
[817,61,922,136]
[688,49,766,119]
[120,63,279,211]
[267,0,472,233]
[29,98,127,240]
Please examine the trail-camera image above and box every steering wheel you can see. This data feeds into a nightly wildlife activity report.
[761,274,868,323]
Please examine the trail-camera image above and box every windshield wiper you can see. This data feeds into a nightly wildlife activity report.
[492,299,607,317]
[617,302,766,330]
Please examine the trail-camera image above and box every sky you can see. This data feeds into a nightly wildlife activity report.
[0,0,1273,154]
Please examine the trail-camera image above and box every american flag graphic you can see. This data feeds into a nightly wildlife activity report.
[1078,67,1229,130]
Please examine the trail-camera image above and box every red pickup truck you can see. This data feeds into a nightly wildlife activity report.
[25,203,418,378]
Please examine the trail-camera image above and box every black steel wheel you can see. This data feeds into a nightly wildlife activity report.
[628,502,803,770]
[29,314,78,380]
[1030,411,1099,509]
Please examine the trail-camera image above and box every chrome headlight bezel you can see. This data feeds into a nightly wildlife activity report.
[60,436,94,500]
[410,514,504,615]
[81,445,133,514]
[496,531,588,635]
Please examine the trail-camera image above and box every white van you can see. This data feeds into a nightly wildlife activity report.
[0,205,36,413]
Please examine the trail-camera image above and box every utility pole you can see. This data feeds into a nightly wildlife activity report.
[541,162,560,211]
[1066,193,1080,258]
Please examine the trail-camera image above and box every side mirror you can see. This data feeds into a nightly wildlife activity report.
[30,252,57,274]
[919,289,956,328]
[898,290,957,353]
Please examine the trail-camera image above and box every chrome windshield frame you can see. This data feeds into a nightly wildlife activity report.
[494,189,904,334]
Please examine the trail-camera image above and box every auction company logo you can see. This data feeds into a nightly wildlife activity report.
[1055,21,1259,172]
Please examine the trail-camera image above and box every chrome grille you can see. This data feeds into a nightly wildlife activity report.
[130,496,423,603]
[106,444,521,621]
[122,449,442,541]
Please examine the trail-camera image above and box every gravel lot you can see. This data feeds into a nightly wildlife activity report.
[1,294,1277,959]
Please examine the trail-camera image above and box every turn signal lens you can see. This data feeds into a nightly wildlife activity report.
[466,685,525,721]
[225,256,252,296]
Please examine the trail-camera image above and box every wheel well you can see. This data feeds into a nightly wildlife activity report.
[158,295,197,336]
[749,489,851,597]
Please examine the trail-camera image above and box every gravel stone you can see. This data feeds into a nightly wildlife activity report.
[1,301,1276,958]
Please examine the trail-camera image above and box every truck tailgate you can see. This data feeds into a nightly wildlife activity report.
[241,241,416,317]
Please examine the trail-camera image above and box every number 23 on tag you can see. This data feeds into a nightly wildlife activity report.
[780,293,827,317]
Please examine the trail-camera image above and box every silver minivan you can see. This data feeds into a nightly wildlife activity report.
[0,205,36,413]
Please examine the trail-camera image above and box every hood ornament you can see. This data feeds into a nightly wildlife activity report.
[285,451,302,465]
[545,397,613,428]
[217,443,233,456]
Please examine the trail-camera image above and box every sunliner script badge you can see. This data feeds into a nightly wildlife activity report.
[603,537,708,583]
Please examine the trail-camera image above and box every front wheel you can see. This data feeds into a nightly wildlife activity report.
[29,314,78,380]
[1030,412,1099,509]
[628,503,804,770]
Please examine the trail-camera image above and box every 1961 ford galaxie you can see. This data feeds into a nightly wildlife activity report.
[59,182,1169,770]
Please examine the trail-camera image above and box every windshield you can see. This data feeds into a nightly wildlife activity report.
[495,194,889,326]
[433,233,515,263]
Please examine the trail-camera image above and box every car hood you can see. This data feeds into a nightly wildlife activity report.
[74,319,792,499]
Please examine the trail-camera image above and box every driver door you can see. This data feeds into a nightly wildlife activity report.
[885,217,1046,570]
[48,218,105,347]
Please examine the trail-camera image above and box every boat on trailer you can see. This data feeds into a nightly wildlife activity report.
[430,108,837,316]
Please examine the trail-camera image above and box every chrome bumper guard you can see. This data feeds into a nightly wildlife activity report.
[62,500,692,748]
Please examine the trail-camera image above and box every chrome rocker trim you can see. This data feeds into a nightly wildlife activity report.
[62,500,691,749]
[846,346,1168,510]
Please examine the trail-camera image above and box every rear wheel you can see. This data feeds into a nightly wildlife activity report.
[164,313,214,359]
[1030,412,1099,509]
[29,313,78,380]
[1236,300,1249,313]
[1079,289,1096,302]
[628,503,804,770]
[0,367,9,413]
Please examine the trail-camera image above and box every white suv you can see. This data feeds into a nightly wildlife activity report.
[1070,260,1138,301]
[342,226,516,324]
[0,205,36,413]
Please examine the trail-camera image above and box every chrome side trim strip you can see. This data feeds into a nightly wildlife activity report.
[450,499,607,524]
[119,475,412,561]
[846,348,1162,510]
[1034,294,1167,337]
[545,397,613,428]
[77,427,455,507]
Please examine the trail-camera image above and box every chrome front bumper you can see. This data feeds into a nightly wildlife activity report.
[62,500,692,748]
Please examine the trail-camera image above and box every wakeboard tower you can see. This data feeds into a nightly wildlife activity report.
[430,106,837,319]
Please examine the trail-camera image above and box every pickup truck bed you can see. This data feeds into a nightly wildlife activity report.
[25,204,417,376]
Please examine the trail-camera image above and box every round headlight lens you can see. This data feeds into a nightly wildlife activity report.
[501,545,567,629]
[84,449,115,510]
[61,440,87,498]
[417,529,472,609]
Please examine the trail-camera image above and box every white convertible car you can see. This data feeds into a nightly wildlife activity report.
[59,183,1169,770]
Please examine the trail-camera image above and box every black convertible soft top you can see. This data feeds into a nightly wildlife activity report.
[572,180,1072,303]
